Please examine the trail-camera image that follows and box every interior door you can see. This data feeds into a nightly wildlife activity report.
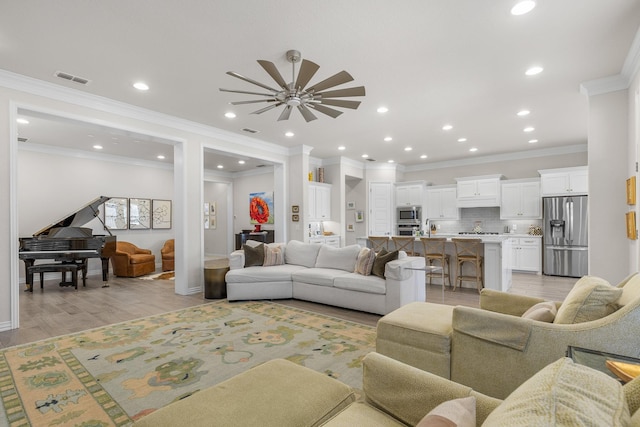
[369,182,392,236]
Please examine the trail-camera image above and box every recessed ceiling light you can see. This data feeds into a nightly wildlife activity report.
[377,107,389,113]
[361,154,369,158]
[133,82,149,91]
[225,112,236,119]
[16,118,29,124]
[217,164,224,169]
[388,159,394,163]
[442,124,453,131]
[338,145,346,151]
[404,147,412,151]
[525,66,543,76]
[384,136,393,142]
[93,145,103,150]
[458,138,467,142]
[420,154,428,159]
[511,1,536,15]
[523,127,535,132]
[469,147,478,152]
[517,110,530,116]
[528,139,538,144]
[157,155,165,160]
[238,160,246,164]
[285,131,295,137]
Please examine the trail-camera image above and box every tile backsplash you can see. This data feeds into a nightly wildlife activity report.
[433,207,542,234]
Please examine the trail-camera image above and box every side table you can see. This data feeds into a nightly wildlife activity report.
[204,258,230,299]
[567,346,640,383]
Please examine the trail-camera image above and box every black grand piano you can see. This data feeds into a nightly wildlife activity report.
[19,196,117,291]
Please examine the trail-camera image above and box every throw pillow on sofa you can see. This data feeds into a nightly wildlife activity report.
[521,301,557,323]
[243,243,264,267]
[371,248,399,278]
[554,276,623,324]
[416,396,476,427]
[355,247,376,276]
[263,244,284,266]
[315,244,361,272]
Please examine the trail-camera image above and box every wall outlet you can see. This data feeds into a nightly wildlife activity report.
[437,224,441,230]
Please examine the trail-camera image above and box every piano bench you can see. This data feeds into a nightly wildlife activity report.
[27,263,78,291]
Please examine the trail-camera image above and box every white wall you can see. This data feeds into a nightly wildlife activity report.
[203,181,230,256]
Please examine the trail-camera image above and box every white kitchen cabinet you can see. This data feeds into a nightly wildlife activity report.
[455,175,503,207]
[539,166,588,196]
[395,183,425,206]
[426,185,459,220]
[309,235,341,247]
[510,237,541,273]
[308,182,331,221]
[500,179,541,219]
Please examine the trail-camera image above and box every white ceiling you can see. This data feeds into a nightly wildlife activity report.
[3,1,640,169]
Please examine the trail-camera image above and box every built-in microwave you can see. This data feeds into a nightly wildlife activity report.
[397,206,421,224]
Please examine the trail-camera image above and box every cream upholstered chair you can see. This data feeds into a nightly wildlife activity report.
[367,236,389,253]
[392,236,417,256]
[419,237,451,288]
[452,238,483,293]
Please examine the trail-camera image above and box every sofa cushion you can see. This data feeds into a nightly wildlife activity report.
[372,249,399,278]
[243,243,264,267]
[482,357,630,426]
[554,276,623,324]
[521,301,557,322]
[285,240,322,268]
[416,396,476,427]
[355,247,376,276]
[292,268,351,287]
[334,273,386,295]
[129,254,155,264]
[225,264,307,283]
[315,244,361,272]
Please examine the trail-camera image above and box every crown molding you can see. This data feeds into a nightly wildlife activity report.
[289,144,314,156]
[0,69,289,157]
[404,144,588,172]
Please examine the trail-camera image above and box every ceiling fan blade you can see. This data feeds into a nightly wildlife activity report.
[316,86,366,98]
[251,103,283,114]
[220,88,275,97]
[226,71,280,93]
[306,70,354,93]
[297,105,318,122]
[230,99,275,105]
[295,59,320,91]
[319,99,361,109]
[308,103,343,119]
[257,60,288,90]
[277,105,293,121]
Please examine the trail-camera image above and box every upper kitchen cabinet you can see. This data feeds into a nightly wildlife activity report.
[501,179,541,219]
[539,166,588,196]
[455,174,504,207]
[426,185,459,220]
[308,182,331,221]
[395,181,426,207]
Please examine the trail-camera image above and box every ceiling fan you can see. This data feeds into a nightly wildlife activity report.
[219,50,365,122]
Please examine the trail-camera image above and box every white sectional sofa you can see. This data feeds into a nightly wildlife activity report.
[225,240,426,315]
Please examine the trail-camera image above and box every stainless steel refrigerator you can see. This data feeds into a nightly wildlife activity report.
[543,195,588,277]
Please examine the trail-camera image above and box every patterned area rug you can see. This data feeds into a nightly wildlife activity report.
[0,301,375,426]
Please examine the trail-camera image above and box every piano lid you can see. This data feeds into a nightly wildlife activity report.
[33,196,112,237]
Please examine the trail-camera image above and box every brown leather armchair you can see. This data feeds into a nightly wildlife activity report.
[161,239,174,271]
[110,241,156,277]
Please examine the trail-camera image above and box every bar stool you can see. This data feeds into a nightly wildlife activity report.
[419,237,451,288]
[392,236,418,256]
[368,236,389,253]
[452,238,484,293]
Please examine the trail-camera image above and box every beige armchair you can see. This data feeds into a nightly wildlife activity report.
[161,239,174,271]
[450,273,640,399]
[110,241,156,277]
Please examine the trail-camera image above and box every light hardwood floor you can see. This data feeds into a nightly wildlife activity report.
[0,272,576,349]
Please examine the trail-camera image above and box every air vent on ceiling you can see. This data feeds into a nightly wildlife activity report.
[256,164,266,168]
[365,158,376,162]
[55,71,91,85]
[242,128,259,134]
[17,137,28,143]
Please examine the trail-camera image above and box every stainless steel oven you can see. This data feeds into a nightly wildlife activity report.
[396,224,417,236]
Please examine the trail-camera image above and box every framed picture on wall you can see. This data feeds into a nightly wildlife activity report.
[129,198,151,229]
[204,215,210,230]
[210,216,217,229]
[204,202,210,216]
[627,211,637,240]
[347,223,355,232]
[102,197,128,230]
[210,202,216,216]
[347,201,356,210]
[152,199,172,229]
[355,210,364,222]
[627,177,636,205]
